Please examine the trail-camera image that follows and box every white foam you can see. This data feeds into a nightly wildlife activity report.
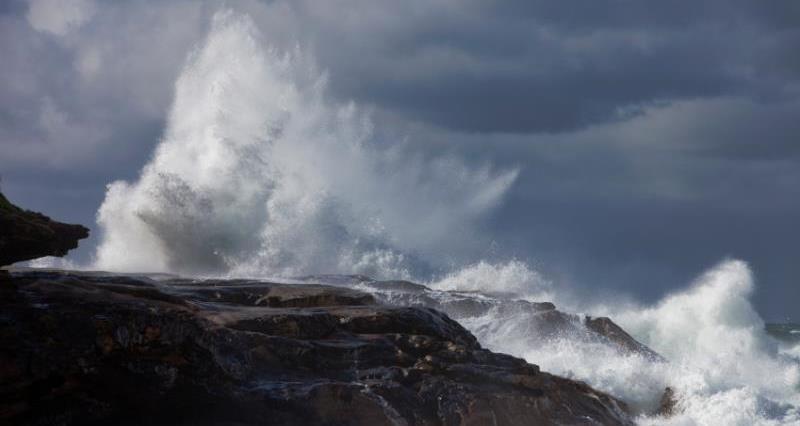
[430,259,553,301]
[93,10,517,278]
[443,260,800,425]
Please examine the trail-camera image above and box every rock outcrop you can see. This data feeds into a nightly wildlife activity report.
[0,193,89,266]
[0,269,633,425]
[655,387,678,417]
[339,277,662,361]
[584,316,663,361]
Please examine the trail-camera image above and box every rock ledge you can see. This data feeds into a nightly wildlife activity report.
[0,193,89,267]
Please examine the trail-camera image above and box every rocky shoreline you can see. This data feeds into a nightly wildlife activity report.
[0,269,635,425]
[0,193,637,425]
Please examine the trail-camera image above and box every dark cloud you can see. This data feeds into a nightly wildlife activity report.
[0,0,27,15]
[0,0,798,319]
[301,0,800,133]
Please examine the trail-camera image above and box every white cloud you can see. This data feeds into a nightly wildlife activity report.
[26,0,96,36]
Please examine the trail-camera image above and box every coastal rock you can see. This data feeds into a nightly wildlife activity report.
[0,269,633,425]
[584,316,664,361]
[355,277,663,360]
[655,387,678,417]
[0,193,89,267]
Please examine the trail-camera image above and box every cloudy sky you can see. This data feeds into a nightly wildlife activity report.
[1,0,798,319]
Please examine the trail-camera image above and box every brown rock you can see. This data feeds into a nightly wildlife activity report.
[0,269,634,425]
[655,386,679,417]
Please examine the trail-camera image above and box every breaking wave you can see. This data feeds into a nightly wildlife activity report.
[437,260,800,425]
[94,10,517,278]
[94,10,800,426]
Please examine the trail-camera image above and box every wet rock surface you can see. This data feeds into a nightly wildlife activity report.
[0,193,89,267]
[584,316,664,361]
[0,269,633,425]
[655,387,678,417]
[345,277,663,361]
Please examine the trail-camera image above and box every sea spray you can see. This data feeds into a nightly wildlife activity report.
[94,10,518,277]
[428,260,800,425]
[432,259,554,301]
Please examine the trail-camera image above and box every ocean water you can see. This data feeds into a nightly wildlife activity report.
[767,324,800,345]
[90,10,800,425]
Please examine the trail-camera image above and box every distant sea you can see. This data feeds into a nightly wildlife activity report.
[767,323,800,344]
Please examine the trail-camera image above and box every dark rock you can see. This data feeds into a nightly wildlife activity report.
[361,277,663,361]
[585,316,665,361]
[655,386,678,417]
[168,279,377,307]
[0,193,89,266]
[0,269,633,425]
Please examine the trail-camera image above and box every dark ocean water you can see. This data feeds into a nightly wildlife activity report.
[767,323,800,344]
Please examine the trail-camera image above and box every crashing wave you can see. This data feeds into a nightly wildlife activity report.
[94,10,517,278]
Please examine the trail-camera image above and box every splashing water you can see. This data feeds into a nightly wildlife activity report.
[94,10,517,278]
[431,260,800,425]
[93,10,800,426]
[432,259,554,301]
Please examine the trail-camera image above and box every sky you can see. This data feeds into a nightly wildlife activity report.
[1,0,798,320]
